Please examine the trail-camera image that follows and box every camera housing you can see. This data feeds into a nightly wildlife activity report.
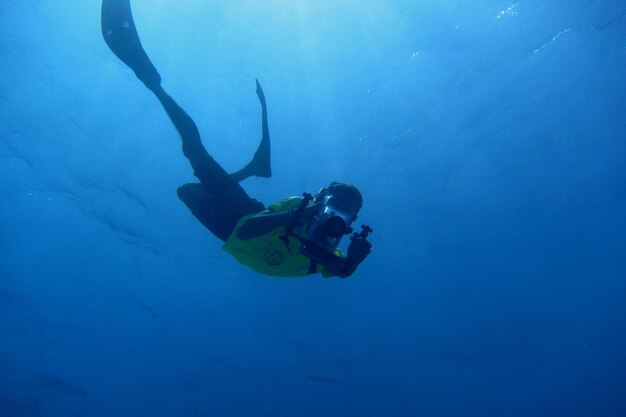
[280,191,370,266]
[297,202,353,264]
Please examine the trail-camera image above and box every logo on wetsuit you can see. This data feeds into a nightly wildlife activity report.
[263,249,284,266]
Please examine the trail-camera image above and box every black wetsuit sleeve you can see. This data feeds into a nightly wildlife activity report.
[236,210,292,240]
[337,257,364,278]
[319,253,360,278]
[336,236,372,278]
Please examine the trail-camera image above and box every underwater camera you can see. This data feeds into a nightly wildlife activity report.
[280,191,372,265]
[305,198,353,245]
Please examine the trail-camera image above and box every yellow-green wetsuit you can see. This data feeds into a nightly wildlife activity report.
[223,197,343,277]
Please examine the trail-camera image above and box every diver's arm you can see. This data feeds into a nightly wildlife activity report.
[337,257,363,278]
[322,255,361,278]
[330,236,372,278]
[238,203,318,240]
[237,203,321,240]
[236,210,292,240]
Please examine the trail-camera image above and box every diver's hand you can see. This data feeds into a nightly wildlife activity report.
[347,236,372,264]
[255,79,266,107]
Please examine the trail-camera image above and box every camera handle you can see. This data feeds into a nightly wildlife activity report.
[352,224,373,241]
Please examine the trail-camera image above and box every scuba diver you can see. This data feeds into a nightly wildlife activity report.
[101,0,372,278]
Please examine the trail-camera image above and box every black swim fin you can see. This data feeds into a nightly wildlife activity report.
[230,79,272,182]
[101,0,161,90]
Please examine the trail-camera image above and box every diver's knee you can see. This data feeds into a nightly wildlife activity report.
[176,184,188,199]
[177,183,201,201]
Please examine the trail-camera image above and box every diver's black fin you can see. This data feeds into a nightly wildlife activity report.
[101,0,161,90]
[230,80,272,182]
[230,139,272,182]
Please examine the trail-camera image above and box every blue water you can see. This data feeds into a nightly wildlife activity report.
[1,1,625,416]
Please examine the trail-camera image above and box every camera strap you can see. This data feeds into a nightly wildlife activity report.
[279,193,314,253]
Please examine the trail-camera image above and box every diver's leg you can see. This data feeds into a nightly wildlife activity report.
[229,79,272,182]
[101,0,233,188]
[177,183,229,241]
[101,0,161,90]
[154,87,265,239]
[151,86,226,186]
[101,0,218,184]
[101,0,265,239]
[150,87,248,193]
[102,0,270,182]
